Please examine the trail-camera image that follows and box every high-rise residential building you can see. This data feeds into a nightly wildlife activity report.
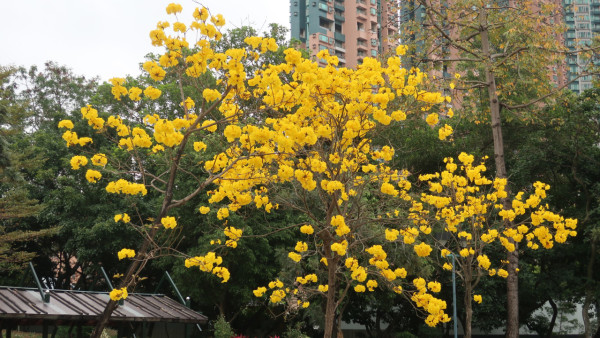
[289,0,400,68]
[564,0,599,93]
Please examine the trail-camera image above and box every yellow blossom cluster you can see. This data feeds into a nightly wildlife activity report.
[296,274,318,284]
[106,179,147,196]
[365,245,403,282]
[109,287,128,301]
[114,213,131,223]
[161,216,177,229]
[85,169,102,183]
[253,279,288,304]
[414,242,433,257]
[91,154,108,166]
[117,248,135,260]
[81,105,105,130]
[330,240,348,256]
[330,215,351,236]
[185,252,229,282]
[224,226,243,248]
[300,224,314,235]
[58,120,74,129]
[61,130,92,147]
[109,78,128,100]
[411,278,451,327]
[70,156,88,170]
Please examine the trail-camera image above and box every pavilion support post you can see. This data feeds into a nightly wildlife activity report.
[42,320,48,338]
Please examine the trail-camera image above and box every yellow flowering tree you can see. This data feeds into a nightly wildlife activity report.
[57,3,458,337]
[198,42,458,336]
[55,3,288,336]
[408,153,577,338]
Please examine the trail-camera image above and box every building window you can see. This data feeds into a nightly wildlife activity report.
[371,49,377,56]
[370,7,377,15]
[577,5,589,13]
[578,31,591,38]
[319,34,330,43]
[320,17,333,30]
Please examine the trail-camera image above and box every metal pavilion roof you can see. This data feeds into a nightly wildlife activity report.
[0,287,208,325]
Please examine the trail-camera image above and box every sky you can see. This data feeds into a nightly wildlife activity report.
[0,0,289,82]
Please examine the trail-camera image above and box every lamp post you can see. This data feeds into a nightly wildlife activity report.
[438,231,460,338]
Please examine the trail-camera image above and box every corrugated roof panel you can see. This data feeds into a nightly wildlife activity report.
[0,287,207,325]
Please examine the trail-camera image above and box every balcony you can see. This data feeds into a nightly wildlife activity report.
[334,32,346,42]
[356,10,367,20]
[357,39,368,51]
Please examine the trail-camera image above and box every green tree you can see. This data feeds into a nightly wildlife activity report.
[0,67,49,279]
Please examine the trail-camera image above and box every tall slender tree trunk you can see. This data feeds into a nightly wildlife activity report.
[505,250,519,337]
[478,7,519,337]
[583,237,597,338]
[324,253,338,338]
[464,268,473,338]
[546,298,558,338]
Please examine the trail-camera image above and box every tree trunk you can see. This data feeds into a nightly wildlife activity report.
[324,254,338,338]
[546,298,558,338]
[90,243,149,337]
[478,7,518,337]
[583,237,597,338]
[505,249,519,337]
[464,269,473,338]
[583,290,592,338]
